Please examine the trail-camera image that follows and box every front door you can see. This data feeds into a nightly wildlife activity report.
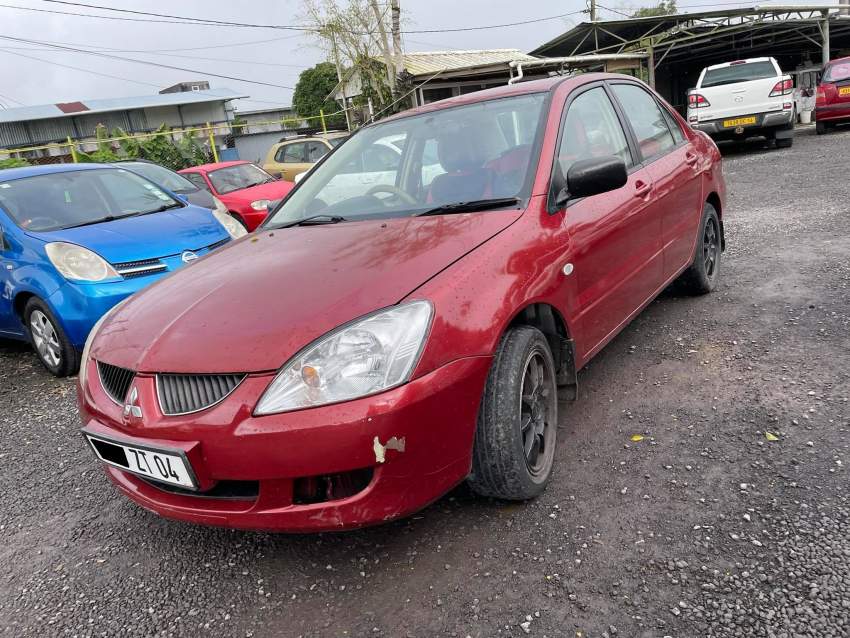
[554,85,664,360]
[0,223,20,336]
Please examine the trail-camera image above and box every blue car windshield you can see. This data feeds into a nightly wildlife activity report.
[0,168,181,232]
[117,161,198,194]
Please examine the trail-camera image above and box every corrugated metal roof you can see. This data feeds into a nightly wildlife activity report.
[402,49,537,76]
[0,88,247,125]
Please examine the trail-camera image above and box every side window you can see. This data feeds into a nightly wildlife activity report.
[660,106,685,144]
[277,142,305,163]
[306,141,330,163]
[557,87,633,177]
[611,84,676,160]
[184,173,209,191]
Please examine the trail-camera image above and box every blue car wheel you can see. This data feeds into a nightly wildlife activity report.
[25,297,80,377]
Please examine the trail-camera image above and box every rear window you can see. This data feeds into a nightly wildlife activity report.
[701,61,777,88]
[824,61,850,83]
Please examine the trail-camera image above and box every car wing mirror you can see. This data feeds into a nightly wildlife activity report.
[566,156,628,200]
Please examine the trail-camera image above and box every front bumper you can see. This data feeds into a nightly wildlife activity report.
[692,110,794,138]
[79,356,492,532]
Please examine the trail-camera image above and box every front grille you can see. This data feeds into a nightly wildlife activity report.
[112,257,167,279]
[157,373,245,415]
[97,361,136,404]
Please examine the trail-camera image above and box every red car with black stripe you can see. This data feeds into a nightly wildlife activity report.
[816,56,850,134]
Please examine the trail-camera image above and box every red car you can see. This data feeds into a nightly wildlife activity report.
[79,74,726,532]
[816,56,850,134]
[179,161,294,231]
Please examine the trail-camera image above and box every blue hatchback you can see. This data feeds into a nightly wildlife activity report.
[0,163,244,376]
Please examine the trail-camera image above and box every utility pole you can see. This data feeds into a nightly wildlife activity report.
[589,0,597,22]
[391,0,403,77]
[330,31,352,132]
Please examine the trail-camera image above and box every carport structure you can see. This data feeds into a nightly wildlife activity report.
[530,5,850,109]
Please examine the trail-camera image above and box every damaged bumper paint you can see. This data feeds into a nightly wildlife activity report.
[78,356,492,532]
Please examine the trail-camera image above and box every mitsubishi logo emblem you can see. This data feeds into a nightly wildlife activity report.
[123,387,143,420]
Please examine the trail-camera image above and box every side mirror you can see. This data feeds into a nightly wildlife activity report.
[566,156,628,200]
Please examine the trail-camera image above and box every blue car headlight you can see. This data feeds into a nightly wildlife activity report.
[45,242,120,282]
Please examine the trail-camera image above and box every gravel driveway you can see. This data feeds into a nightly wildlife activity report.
[2,126,849,638]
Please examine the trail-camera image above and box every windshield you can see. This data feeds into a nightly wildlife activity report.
[702,61,777,88]
[208,163,275,194]
[266,92,546,227]
[0,168,181,232]
[118,161,197,194]
[824,61,850,83]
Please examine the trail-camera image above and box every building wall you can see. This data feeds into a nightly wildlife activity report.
[232,131,285,165]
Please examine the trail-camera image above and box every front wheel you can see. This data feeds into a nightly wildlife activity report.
[468,326,558,501]
[24,298,79,377]
[677,203,721,295]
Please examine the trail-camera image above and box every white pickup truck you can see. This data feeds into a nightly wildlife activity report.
[687,57,795,148]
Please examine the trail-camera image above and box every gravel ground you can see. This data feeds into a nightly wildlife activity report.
[1,126,849,638]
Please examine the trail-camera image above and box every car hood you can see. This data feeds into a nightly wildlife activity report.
[221,181,293,204]
[27,205,227,264]
[92,210,522,374]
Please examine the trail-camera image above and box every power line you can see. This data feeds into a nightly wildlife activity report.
[33,1,584,34]
[0,91,24,106]
[0,47,162,88]
[0,34,296,90]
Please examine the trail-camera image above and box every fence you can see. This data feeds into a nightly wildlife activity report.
[0,108,347,167]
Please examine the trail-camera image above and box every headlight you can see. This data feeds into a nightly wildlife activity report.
[45,242,119,282]
[210,198,247,239]
[78,295,131,386]
[255,301,433,415]
[250,199,271,211]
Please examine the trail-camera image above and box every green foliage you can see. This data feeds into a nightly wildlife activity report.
[632,0,676,17]
[77,124,120,164]
[175,130,212,167]
[231,116,247,134]
[293,62,346,128]
[116,124,192,171]
[0,157,30,169]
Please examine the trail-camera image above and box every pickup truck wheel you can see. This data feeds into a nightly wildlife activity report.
[678,203,721,295]
[24,297,79,377]
[468,326,558,501]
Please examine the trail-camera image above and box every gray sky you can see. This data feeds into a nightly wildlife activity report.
[0,0,808,110]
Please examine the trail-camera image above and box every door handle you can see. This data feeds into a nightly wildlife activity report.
[685,151,699,166]
[634,180,652,198]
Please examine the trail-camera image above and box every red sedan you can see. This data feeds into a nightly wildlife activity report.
[816,56,850,134]
[179,161,293,231]
[79,74,726,532]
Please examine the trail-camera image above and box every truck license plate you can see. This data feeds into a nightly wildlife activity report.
[722,117,757,128]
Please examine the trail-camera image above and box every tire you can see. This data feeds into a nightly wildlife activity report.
[678,202,721,295]
[776,137,793,149]
[24,297,79,377]
[468,326,558,501]
[816,121,827,135]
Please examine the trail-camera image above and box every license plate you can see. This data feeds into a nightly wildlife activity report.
[85,434,197,489]
[722,116,757,128]
[839,87,850,96]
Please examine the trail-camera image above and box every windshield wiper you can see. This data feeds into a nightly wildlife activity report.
[276,214,347,229]
[416,197,520,217]
[61,212,140,229]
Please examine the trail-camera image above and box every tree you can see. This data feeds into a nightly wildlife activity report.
[632,0,676,17]
[292,62,346,128]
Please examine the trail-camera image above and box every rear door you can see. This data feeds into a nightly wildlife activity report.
[698,59,782,120]
[266,141,309,181]
[611,82,703,280]
[554,84,664,359]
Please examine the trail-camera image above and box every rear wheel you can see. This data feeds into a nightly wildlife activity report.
[816,121,828,135]
[468,326,558,501]
[24,298,79,377]
[677,203,721,295]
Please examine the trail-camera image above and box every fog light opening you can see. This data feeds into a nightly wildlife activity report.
[293,467,374,505]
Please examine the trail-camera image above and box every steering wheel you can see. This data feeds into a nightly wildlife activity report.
[365,184,418,206]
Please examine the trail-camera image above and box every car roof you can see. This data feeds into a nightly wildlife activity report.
[0,162,116,182]
[826,55,850,65]
[704,57,775,71]
[180,160,251,173]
